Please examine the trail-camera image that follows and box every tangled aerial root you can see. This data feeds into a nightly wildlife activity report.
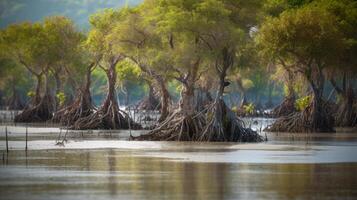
[133,110,206,141]
[73,102,141,130]
[133,100,263,142]
[14,95,54,123]
[272,96,296,117]
[266,101,335,133]
[6,94,25,110]
[200,100,263,142]
[52,94,94,126]
[334,100,356,127]
[137,96,160,111]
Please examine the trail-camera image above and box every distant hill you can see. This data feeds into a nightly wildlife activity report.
[0,0,142,29]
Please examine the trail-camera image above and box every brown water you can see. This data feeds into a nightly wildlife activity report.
[1,120,357,200]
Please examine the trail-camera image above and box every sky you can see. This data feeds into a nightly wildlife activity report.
[0,0,142,28]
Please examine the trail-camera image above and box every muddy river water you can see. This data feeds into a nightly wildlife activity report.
[0,119,357,200]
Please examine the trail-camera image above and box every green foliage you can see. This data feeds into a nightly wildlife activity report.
[243,103,255,114]
[56,92,66,106]
[27,91,35,98]
[295,95,311,111]
[231,106,238,113]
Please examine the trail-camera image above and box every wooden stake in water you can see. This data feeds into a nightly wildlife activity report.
[25,125,28,151]
[5,126,9,154]
[128,107,132,138]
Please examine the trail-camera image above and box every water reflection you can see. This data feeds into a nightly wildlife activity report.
[1,150,357,200]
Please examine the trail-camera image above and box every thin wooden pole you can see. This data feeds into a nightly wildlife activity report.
[25,125,28,151]
[128,107,132,138]
[5,126,9,154]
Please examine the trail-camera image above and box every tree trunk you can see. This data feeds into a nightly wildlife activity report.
[125,87,130,106]
[236,78,247,108]
[156,77,170,122]
[103,63,119,113]
[179,83,195,116]
[82,67,93,110]
[54,72,62,110]
[53,64,94,126]
[33,74,43,105]
[331,75,356,127]
[308,68,334,132]
[266,82,273,108]
[8,82,24,110]
[239,92,247,108]
[272,69,296,117]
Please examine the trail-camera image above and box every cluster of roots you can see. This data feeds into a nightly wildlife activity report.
[133,100,263,142]
[271,96,296,117]
[266,101,335,133]
[334,100,356,127]
[6,94,25,110]
[73,102,141,130]
[52,94,94,127]
[202,100,263,142]
[14,94,54,123]
[136,96,160,111]
[133,110,206,141]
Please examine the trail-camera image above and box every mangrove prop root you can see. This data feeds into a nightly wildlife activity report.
[200,100,263,142]
[137,96,160,111]
[52,95,94,126]
[133,100,263,142]
[272,96,296,117]
[14,94,54,123]
[6,94,25,110]
[334,98,356,127]
[73,102,141,130]
[266,101,335,133]
[132,110,206,141]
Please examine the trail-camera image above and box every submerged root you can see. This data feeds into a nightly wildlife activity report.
[73,102,141,130]
[14,94,54,123]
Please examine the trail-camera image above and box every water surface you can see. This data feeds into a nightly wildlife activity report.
[0,119,357,200]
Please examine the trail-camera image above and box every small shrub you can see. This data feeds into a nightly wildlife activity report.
[27,91,35,98]
[56,92,66,106]
[243,103,255,115]
[295,95,311,111]
[231,106,238,113]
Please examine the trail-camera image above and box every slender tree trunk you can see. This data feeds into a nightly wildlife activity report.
[103,63,119,112]
[33,74,43,105]
[236,78,247,108]
[266,82,273,108]
[148,84,155,106]
[81,66,94,110]
[308,67,334,132]
[125,88,130,106]
[331,74,356,127]
[43,72,54,114]
[54,72,62,109]
[156,77,170,122]
[179,59,200,116]
[239,91,247,108]
[179,83,195,115]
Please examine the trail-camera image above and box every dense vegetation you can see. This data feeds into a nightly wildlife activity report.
[0,0,356,142]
